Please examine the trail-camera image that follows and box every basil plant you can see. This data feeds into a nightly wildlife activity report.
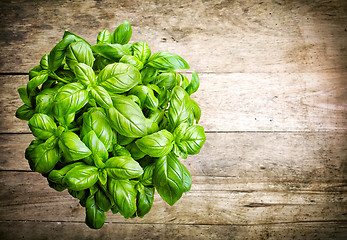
[16,21,206,229]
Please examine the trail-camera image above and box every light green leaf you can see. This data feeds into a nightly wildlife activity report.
[147,51,190,70]
[58,131,91,162]
[28,113,57,140]
[112,20,132,45]
[105,156,143,179]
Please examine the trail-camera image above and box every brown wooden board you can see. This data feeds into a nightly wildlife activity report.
[0,0,346,73]
[0,221,346,240]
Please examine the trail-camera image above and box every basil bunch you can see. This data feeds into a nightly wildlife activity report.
[15,21,206,229]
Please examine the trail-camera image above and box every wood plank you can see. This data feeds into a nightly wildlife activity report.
[0,221,346,240]
[0,172,346,225]
[1,132,346,182]
[1,72,346,133]
[0,0,346,73]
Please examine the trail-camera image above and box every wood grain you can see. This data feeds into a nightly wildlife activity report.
[0,0,346,73]
[1,72,346,133]
[1,132,346,182]
[0,172,346,225]
[0,221,346,240]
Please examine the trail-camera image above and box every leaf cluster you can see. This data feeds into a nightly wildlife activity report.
[16,21,206,229]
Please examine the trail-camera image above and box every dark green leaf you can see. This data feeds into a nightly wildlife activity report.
[139,164,155,186]
[15,104,34,121]
[136,185,154,218]
[112,20,132,45]
[147,51,190,70]
[108,179,137,218]
[153,153,184,206]
[18,87,32,107]
[85,195,106,229]
[95,187,112,212]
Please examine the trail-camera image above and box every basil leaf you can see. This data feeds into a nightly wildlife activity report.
[136,185,154,218]
[15,104,34,121]
[35,88,58,115]
[63,30,91,46]
[18,87,31,107]
[26,141,60,174]
[80,107,114,151]
[108,179,137,218]
[97,30,112,44]
[40,53,49,70]
[153,153,184,206]
[139,164,155,186]
[147,51,190,70]
[74,63,96,87]
[177,125,206,155]
[149,109,165,125]
[90,86,113,109]
[140,66,158,84]
[105,156,143,179]
[135,129,174,157]
[186,72,200,95]
[190,98,201,123]
[98,169,108,185]
[82,131,108,166]
[63,164,99,190]
[65,41,95,71]
[27,73,49,99]
[49,34,77,71]
[125,142,146,160]
[53,82,89,118]
[58,131,91,162]
[167,86,193,130]
[131,42,151,64]
[98,63,141,94]
[85,195,106,229]
[92,44,131,62]
[112,20,132,45]
[48,162,85,185]
[180,74,189,89]
[152,72,177,90]
[28,113,57,140]
[128,85,158,110]
[182,164,192,192]
[119,55,143,70]
[112,144,131,157]
[95,187,112,212]
[107,95,147,138]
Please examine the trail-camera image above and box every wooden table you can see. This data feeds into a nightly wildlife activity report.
[0,0,346,239]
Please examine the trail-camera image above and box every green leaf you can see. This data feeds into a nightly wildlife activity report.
[58,131,91,162]
[49,34,78,71]
[135,129,174,158]
[27,73,49,99]
[92,44,131,62]
[139,164,155,186]
[26,141,60,174]
[40,53,49,70]
[148,109,165,125]
[35,87,59,115]
[29,65,43,80]
[48,162,85,185]
[90,86,113,109]
[182,164,192,192]
[108,179,137,218]
[97,30,112,44]
[74,63,96,87]
[180,74,189,89]
[152,72,177,90]
[28,113,57,140]
[63,164,99,190]
[140,66,158,84]
[112,144,131,157]
[85,195,106,229]
[119,55,143,70]
[105,156,143,179]
[107,95,147,138]
[112,20,132,44]
[190,98,201,123]
[53,82,89,118]
[178,125,206,155]
[147,51,190,70]
[18,87,32,107]
[131,42,151,64]
[63,30,91,46]
[95,187,112,212]
[98,63,141,94]
[125,142,146,160]
[65,41,95,71]
[153,153,184,206]
[98,169,108,185]
[186,72,200,95]
[136,185,154,218]
[167,86,193,130]
[80,107,114,151]
[15,104,34,121]
[128,85,158,110]
[82,131,108,166]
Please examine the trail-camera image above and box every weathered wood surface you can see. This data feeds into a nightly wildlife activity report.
[0,0,346,73]
[1,72,346,133]
[0,0,346,239]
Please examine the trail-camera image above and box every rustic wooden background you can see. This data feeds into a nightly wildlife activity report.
[0,0,346,239]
